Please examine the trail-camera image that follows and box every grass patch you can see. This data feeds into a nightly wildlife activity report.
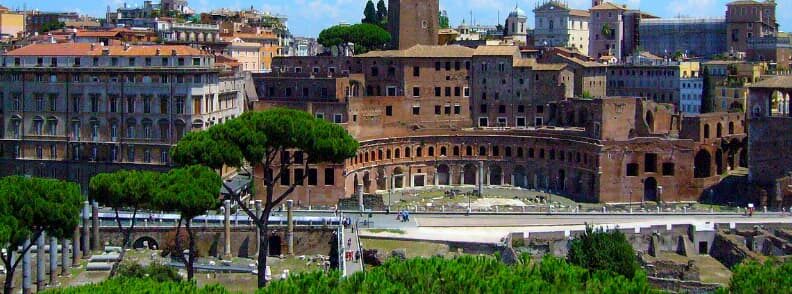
[361,238,453,259]
[365,229,406,235]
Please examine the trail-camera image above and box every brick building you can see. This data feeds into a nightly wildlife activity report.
[725,0,777,54]
[251,43,746,206]
[746,76,792,207]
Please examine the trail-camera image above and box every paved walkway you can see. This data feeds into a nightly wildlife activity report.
[343,218,363,275]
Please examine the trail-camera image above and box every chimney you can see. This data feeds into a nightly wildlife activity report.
[156,48,161,55]
[171,49,177,56]
[124,43,130,51]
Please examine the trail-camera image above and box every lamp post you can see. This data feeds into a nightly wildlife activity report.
[629,189,633,213]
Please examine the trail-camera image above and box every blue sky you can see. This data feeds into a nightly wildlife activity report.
[4,0,791,37]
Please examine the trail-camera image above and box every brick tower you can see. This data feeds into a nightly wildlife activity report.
[388,0,439,50]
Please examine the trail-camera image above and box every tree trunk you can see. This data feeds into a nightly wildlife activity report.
[256,208,272,288]
[185,219,195,281]
[174,217,183,263]
[122,208,139,249]
[3,266,14,294]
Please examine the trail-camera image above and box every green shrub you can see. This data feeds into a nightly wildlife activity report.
[567,226,639,278]
[44,278,227,294]
[116,263,182,283]
[259,255,655,294]
[719,259,792,294]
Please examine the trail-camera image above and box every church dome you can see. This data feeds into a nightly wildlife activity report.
[509,6,526,18]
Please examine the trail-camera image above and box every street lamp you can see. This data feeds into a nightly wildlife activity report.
[629,189,633,213]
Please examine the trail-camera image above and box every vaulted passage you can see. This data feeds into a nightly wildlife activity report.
[437,164,450,185]
[694,150,712,178]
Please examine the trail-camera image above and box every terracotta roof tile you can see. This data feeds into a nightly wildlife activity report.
[473,45,519,56]
[357,45,474,58]
[5,43,207,57]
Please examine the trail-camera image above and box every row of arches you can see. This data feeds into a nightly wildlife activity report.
[694,147,747,178]
[351,142,596,172]
[352,162,595,199]
[702,121,743,140]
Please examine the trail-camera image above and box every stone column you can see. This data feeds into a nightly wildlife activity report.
[91,201,99,251]
[356,183,364,211]
[478,161,484,196]
[223,200,232,260]
[23,238,31,294]
[36,232,45,292]
[81,201,90,258]
[71,227,80,264]
[49,237,58,285]
[255,200,262,257]
[61,238,70,277]
[287,200,294,256]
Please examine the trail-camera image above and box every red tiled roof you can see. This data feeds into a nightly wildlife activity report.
[5,43,207,56]
[75,31,121,38]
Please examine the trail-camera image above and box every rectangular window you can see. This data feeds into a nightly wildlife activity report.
[645,153,658,173]
[412,106,420,115]
[454,104,461,115]
[463,87,470,97]
[662,163,675,176]
[386,106,393,116]
[412,87,420,97]
[413,66,420,77]
[435,87,441,97]
[479,117,488,127]
[308,168,318,186]
[435,105,441,115]
[626,163,639,177]
[324,168,335,185]
[445,87,451,97]
[334,114,343,123]
[516,117,526,127]
[294,169,305,185]
[280,168,291,186]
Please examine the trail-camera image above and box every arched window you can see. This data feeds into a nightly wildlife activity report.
[395,148,401,159]
[466,146,473,156]
[479,146,487,156]
[416,147,423,157]
[428,147,435,157]
[440,146,447,156]
[703,124,710,139]
[405,147,412,157]
[453,146,460,156]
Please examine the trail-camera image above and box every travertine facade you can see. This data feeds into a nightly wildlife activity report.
[0,43,246,191]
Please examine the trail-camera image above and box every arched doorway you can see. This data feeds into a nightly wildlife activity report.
[393,167,405,189]
[363,172,372,193]
[132,237,159,250]
[694,150,712,178]
[463,164,477,185]
[437,164,450,186]
[268,235,282,256]
[513,166,527,188]
[489,165,502,186]
[376,167,387,190]
[644,177,658,202]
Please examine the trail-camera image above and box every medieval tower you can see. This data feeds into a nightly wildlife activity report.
[388,0,440,50]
